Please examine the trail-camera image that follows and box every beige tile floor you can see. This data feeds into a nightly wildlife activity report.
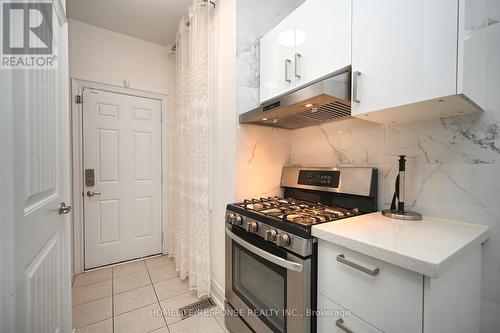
[72,256,228,333]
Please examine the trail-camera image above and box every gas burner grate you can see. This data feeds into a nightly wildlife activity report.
[238,196,360,225]
[178,297,216,319]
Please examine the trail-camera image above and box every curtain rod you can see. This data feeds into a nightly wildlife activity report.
[184,0,215,27]
[202,0,216,7]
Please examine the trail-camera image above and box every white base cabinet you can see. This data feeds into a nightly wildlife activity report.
[317,240,482,333]
[318,241,422,333]
[317,293,383,333]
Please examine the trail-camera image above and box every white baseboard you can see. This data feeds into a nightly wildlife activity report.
[211,278,225,309]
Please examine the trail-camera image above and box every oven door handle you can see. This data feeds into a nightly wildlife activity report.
[225,226,303,272]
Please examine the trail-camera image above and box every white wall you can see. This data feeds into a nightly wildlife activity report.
[68,19,175,95]
[209,0,237,304]
[208,0,300,303]
[68,19,175,274]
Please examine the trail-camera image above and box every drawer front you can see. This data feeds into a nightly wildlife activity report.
[318,241,423,333]
[317,292,383,333]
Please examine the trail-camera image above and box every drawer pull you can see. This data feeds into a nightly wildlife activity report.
[336,318,354,333]
[337,254,380,276]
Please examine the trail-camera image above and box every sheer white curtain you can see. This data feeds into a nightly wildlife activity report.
[166,0,214,297]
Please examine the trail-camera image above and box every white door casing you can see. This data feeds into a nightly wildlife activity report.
[4,1,72,332]
[83,89,162,269]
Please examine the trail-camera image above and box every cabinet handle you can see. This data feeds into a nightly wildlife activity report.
[352,71,362,103]
[336,318,354,333]
[284,59,292,82]
[294,53,301,78]
[337,254,380,276]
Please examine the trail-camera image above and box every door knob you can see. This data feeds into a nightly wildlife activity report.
[58,202,72,215]
[86,190,102,197]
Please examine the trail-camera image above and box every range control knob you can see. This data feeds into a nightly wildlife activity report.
[246,221,258,233]
[232,215,243,226]
[264,229,278,241]
[276,233,290,247]
[225,213,235,224]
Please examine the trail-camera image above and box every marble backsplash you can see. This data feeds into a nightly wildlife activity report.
[236,0,301,200]
[236,116,500,331]
[236,124,290,199]
[236,0,499,331]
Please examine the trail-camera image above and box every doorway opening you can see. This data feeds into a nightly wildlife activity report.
[71,79,168,273]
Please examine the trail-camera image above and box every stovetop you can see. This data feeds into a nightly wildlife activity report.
[226,167,377,241]
[238,196,360,226]
[226,196,365,240]
[225,170,377,333]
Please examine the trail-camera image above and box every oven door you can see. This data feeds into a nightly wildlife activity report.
[225,225,311,333]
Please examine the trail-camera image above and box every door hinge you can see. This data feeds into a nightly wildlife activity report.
[75,95,83,104]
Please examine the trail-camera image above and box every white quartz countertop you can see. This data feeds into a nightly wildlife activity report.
[311,212,490,278]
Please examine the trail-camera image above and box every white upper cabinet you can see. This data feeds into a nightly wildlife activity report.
[294,0,351,86]
[351,0,458,122]
[458,0,500,110]
[260,14,296,103]
[260,0,351,103]
[351,0,495,124]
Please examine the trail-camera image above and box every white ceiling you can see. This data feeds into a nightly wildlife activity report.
[67,0,193,46]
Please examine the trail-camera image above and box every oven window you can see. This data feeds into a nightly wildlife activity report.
[232,242,286,332]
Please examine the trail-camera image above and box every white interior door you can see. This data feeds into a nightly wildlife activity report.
[83,89,162,269]
[7,2,72,332]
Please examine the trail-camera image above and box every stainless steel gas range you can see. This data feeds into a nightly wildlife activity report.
[224,166,378,333]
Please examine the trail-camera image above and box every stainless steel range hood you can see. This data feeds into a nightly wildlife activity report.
[239,68,351,130]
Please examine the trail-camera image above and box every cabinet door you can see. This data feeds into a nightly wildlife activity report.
[259,14,296,103]
[458,5,500,111]
[295,0,351,87]
[351,0,458,117]
[318,241,423,333]
[317,292,383,333]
